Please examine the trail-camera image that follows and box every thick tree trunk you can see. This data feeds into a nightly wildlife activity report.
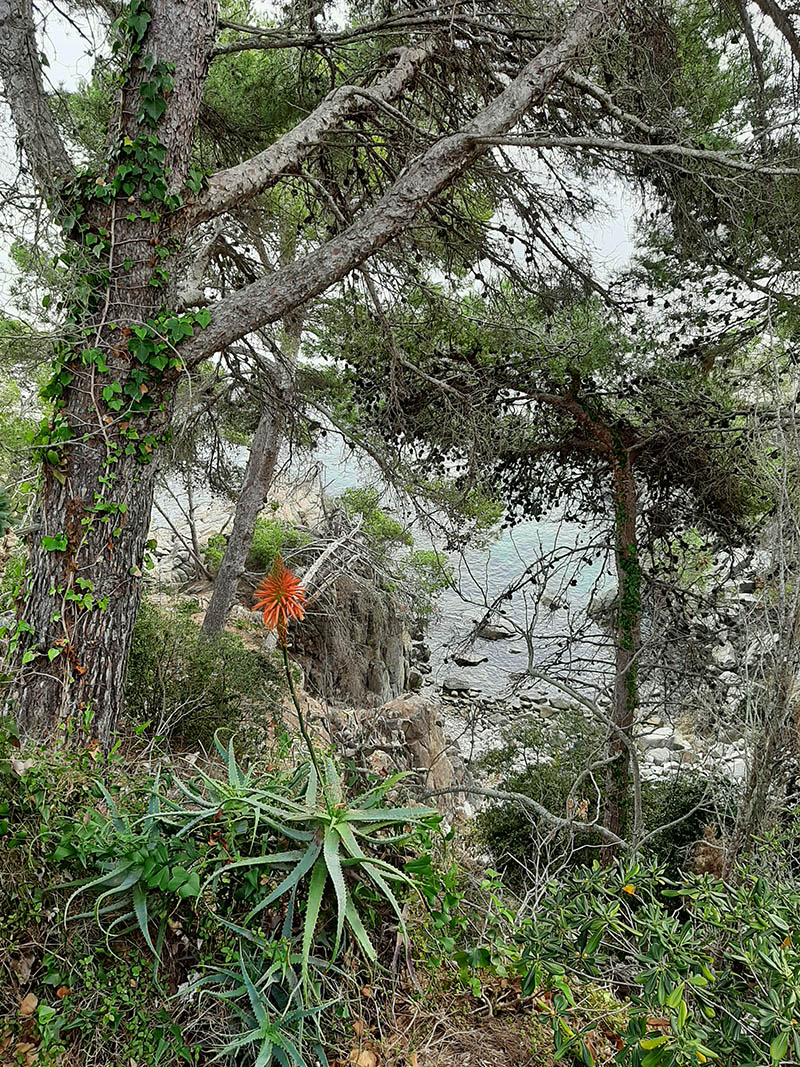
[202,372,291,635]
[5,0,216,746]
[602,455,642,854]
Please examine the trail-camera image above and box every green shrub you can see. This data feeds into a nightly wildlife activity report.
[249,515,311,571]
[339,487,412,549]
[476,748,714,884]
[523,860,800,1066]
[1,739,440,1066]
[203,517,311,577]
[125,599,284,747]
[0,540,26,610]
[203,529,227,572]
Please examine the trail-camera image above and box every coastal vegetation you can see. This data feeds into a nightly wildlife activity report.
[1,0,800,1063]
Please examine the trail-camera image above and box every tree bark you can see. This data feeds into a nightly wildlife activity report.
[0,0,74,195]
[602,453,642,854]
[202,369,291,635]
[4,0,216,746]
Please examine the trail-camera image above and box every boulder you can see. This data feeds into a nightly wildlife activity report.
[649,747,672,765]
[443,676,471,694]
[638,727,688,752]
[476,622,514,641]
[408,670,424,691]
[382,694,466,815]
[711,642,736,670]
[729,757,747,780]
[453,654,489,668]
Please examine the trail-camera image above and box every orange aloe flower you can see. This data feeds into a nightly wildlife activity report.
[253,555,306,644]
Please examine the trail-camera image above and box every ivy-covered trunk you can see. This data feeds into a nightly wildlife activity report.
[7,0,216,746]
[602,453,642,853]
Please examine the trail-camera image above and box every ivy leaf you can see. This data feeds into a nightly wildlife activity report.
[194,308,211,329]
[41,535,68,552]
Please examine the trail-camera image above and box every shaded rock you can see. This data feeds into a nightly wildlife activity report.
[292,572,409,706]
[382,694,466,815]
[476,622,514,641]
[408,669,424,691]
[453,654,489,668]
[443,676,470,694]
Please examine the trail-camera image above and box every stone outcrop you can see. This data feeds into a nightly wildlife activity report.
[292,573,410,707]
[329,693,467,816]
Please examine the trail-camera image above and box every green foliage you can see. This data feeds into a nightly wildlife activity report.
[125,600,284,746]
[204,516,312,576]
[203,529,227,572]
[394,548,453,617]
[339,487,413,549]
[1,734,439,1065]
[522,861,800,1066]
[475,725,713,883]
[250,515,312,572]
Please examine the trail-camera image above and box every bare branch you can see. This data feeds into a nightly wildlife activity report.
[473,134,800,175]
[0,0,75,196]
[424,785,628,848]
[180,0,620,365]
[186,39,437,227]
[750,0,800,67]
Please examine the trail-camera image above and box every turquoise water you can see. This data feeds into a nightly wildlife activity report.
[315,435,616,697]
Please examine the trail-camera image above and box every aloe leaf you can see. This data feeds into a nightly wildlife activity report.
[274,1032,305,1067]
[323,826,347,958]
[344,894,377,962]
[305,761,318,807]
[239,949,269,1027]
[302,857,328,978]
[63,861,134,919]
[254,1040,275,1067]
[246,841,321,921]
[344,806,434,823]
[91,867,141,920]
[201,851,303,891]
[324,757,342,805]
[132,882,158,957]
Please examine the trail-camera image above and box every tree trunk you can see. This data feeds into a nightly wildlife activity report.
[602,453,642,855]
[202,371,291,635]
[5,0,216,746]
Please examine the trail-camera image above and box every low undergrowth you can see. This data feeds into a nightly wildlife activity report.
[4,718,800,1067]
[0,726,443,1066]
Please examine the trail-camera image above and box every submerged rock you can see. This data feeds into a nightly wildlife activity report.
[476,622,514,641]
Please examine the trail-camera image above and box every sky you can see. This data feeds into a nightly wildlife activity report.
[0,7,635,313]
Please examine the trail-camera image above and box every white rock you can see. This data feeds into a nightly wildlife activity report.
[649,747,672,765]
[712,642,736,669]
[729,758,747,780]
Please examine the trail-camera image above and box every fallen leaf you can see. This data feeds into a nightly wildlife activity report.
[18,993,38,1017]
[355,1053,377,1067]
[360,985,373,998]
[56,986,71,999]
[409,1054,419,1067]
[10,759,35,777]
[352,1019,367,1039]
